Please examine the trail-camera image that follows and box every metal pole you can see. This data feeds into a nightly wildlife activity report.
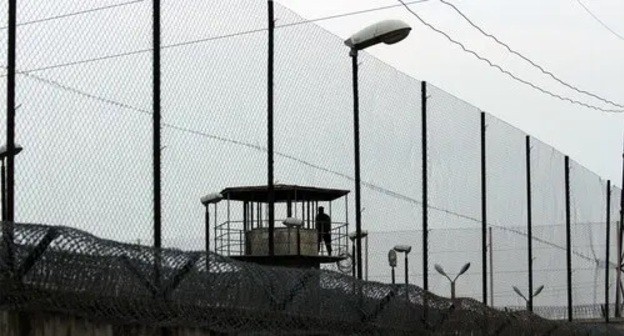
[489,227,494,307]
[267,0,275,257]
[526,135,533,312]
[391,266,396,285]
[617,221,623,318]
[606,180,611,323]
[421,81,428,292]
[565,155,573,321]
[205,206,210,253]
[618,143,624,318]
[405,254,409,302]
[451,281,456,301]
[1,160,5,221]
[365,235,369,281]
[350,48,363,280]
[6,0,16,225]
[480,111,487,305]
[351,243,356,278]
[152,0,162,293]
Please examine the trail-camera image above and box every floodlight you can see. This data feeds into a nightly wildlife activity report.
[534,285,545,297]
[434,264,447,277]
[200,193,223,206]
[349,230,369,241]
[458,262,471,277]
[0,144,23,159]
[394,245,412,254]
[344,20,411,51]
[388,249,397,268]
[283,217,304,228]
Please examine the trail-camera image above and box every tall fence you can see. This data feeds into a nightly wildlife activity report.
[0,0,621,327]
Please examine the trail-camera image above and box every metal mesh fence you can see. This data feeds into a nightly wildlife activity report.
[0,0,621,333]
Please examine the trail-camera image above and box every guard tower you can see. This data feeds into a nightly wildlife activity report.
[208,184,350,269]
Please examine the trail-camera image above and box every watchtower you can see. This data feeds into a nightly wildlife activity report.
[204,184,350,269]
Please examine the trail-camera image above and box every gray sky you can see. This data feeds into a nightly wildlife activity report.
[279,0,624,183]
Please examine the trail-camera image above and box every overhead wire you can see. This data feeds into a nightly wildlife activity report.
[573,0,624,42]
[0,0,145,30]
[397,0,624,113]
[438,0,624,109]
[0,0,430,76]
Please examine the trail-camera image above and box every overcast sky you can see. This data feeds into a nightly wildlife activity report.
[279,0,624,183]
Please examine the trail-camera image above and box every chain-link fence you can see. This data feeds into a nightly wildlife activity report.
[0,0,621,333]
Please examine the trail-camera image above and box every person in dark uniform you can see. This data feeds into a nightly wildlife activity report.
[315,206,332,256]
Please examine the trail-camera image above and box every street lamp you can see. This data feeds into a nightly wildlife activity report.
[0,144,22,221]
[388,249,397,285]
[200,192,223,254]
[345,20,411,280]
[394,244,412,302]
[434,262,471,300]
[349,230,369,280]
[513,285,544,311]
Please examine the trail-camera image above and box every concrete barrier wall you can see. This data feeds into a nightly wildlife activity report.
[0,311,215,336]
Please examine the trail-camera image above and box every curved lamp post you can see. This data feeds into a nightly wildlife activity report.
[513,285,544,311]
[345,20,411,280]
[200,192,223,254]
[434,262,471,300]
[394,244,412,302]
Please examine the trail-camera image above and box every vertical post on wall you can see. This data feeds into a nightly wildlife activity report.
[266,0,275,257]
[480,111,487,305]
[565,155,573,321]
[152,0,162,292]
[606,180,611,323]
[617,143,624,318]
[489,227,494,307]
[421,81,429,292]
[525,135,533,312]
[617,220,623,318]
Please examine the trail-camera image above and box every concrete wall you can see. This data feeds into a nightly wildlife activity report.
[0,311,215,336]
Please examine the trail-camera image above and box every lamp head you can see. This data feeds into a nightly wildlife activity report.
[434,264,447,277]
[0,144,23,159]
[388,249,397,267]
[534,285,545,297]
[394,244,412,254]
[283,217,304,228]
[458,262,471,276]
[349,230,369,241]
[345,20,411,51]
[200,192,223,206]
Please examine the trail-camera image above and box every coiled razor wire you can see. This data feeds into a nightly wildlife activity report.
[0,222,620,335]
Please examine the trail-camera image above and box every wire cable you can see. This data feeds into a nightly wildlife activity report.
[438,0,624,109]
[574,0,624,42]
[397,0,624,113]
[0,0,145,30]
[1,0,429,75]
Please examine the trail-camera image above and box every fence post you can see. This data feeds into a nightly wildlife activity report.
[565,156,572,321]
[480,111,487,305]
[606,180,611,323]
[421,81,428,292]
[526,136,533,312]
[267,0,276,258]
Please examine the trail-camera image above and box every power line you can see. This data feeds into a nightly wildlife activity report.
[574,0,624,42]
[1,0,429,76]
[0,0,145,30]
[397,0,624,113]
[438,0,624,109]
